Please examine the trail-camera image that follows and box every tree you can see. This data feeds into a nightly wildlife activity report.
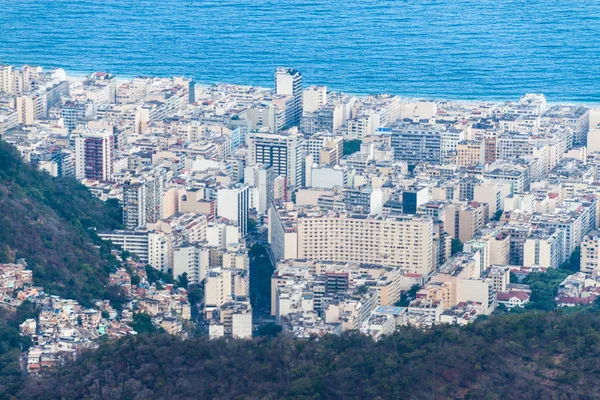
[104,285,128,312]
[187,283,204,306]
[21,311,600,399]
[343,140,362,156]
[145,265,174,285]
[12,300,39,323]
[523,268,571,311]
[0,140,123,307]
[491,210,503,221]
[130,313,157,334]
[561,247,581,272]
[451,238,463,256]
[121,250,132,260]
[247,218,258,233]
[131,275,141,285]
[176,272,189,289]
[355,285,369,295]
[509,271,520,284]
[396,284,421,307]
[256,324,283,337]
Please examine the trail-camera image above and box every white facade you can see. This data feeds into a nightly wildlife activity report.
[148,231,172,273]
[231,313,252,339]
[204,268,249,311]
[275,67,302,126]
[581,231,600,274]
[244,164,273,214]
[303,85,327,113]
[247,132,304,191]
[310,165,347,189]
[206,223,240,249]
[98,230,149,263]
[173,245,210,284]
[216,185,249,237]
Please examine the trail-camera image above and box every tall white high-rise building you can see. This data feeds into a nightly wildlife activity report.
[148,231,172,273]
[303,85,327,113]
[0,65,42,95]
[244,164,274,214]
[217,184,250,237]
[173,245,210,284]
[121,167,168,230]
[275,67,303,127]
[0,65,15,94]
[247,132,304,192]
[16,92,47,124]
[145,167,167,224]
[122,180,147,231]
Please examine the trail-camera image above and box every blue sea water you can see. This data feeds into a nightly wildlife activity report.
[1,0,599,102]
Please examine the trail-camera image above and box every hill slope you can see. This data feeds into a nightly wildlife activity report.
[0,140,122,305]
[18,310,600,400]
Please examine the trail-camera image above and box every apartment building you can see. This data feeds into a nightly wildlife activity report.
[247,132,304,191]
[296,212,434,275]
[581,230,600,274]
[542,105,589,146]
[62,100,94,134]
[16,93,47,124]
[98,230,150,263]
[390,124,443,167]
[275,67,303,127]
[268,202,299,261]
[204,268,249,316]
[303,85,327,113]
[74,129,113,181]
[244,164,275,214]
[523,228,566,269]
[121,167,168,230]
[305,133,343,166]
[456,140,485,166]
[209,302,252,339]
[445,202,488,243]
[216,184,249,237]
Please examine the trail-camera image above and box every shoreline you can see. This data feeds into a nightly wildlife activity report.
[50,68,600,108]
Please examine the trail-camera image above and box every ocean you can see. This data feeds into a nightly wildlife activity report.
[1,0,599,102]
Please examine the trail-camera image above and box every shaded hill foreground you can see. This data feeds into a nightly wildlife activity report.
[0,140,122,305]
[18,310,600,400]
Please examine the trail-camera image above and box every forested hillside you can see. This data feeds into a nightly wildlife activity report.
[0,140,122,306]
[18,310,600,400]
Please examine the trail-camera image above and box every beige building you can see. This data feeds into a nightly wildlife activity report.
[456,140,485,167]
[473,182,503,219]
[162,188,180,218]
[488,232,511,265]
[432,254,495,314]
[16,93,47,125]
[484,265,510,293]
[445,202,488,243]
[179,189,215,219]
[204,268,249,317]
[297,212,434,275]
